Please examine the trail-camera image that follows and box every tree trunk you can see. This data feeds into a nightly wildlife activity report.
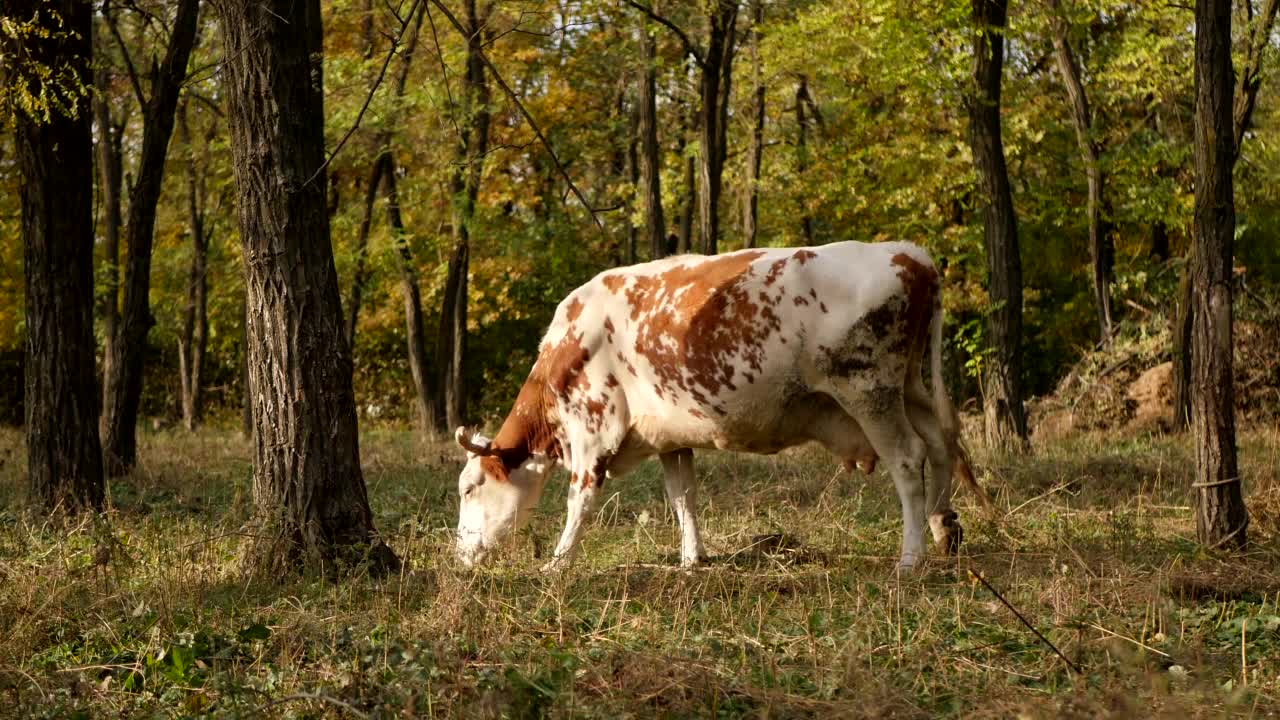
[101,0,201,475]
[1190,0,1247,551]
[697,0,739,255]
[676,89,698,254]
[1172,271,1194,429]
[1047,0,1113,341]
[967,0,1028,451]
[795,75,815,245]
[638,24,667,260]
[218,0,399,574]
[12,0,105,513]
[437,0,491,433]
[626,101,640,266]
[345,157,384,352]
[177,102,209,432]
[94,63,124,427]
[742,0,765,249]
[382,153,436,432]
[241,297,253,438]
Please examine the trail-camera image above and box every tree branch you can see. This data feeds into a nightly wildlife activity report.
[304,0,424,188]
[621,0,705,67]
[1232,0,1279,156]
[104,8,147,109]
[427,0,603,227]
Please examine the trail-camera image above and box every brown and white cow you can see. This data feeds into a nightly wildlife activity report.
[453,240,982,572]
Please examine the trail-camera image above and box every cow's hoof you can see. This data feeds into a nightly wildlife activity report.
[930,510,963,555]
[540,557,571,574]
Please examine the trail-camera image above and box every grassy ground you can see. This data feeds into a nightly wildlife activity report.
[1,423,1279,718]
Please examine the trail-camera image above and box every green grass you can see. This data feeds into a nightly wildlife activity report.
[1,424,1279,718]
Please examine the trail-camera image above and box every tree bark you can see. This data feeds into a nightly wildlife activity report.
[1172,271,1194,429]
[795,75,815,245]
[383,153,436,432]
[177,102,209,432]
[101,0,201,475]
[696,0,739,256]
[967,0,1028,451]
[638,23,667,260]
[93,60,124,427]
[1047,0,1113,341]
[626,100,640,266]
[1190,0,1247,550]
[241,297,252,438]
[218,0,399,574]
[742,0,764,249]
[437,0,491,432]
[12,0,105,513]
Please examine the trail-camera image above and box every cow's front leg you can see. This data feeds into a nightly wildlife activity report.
[660,449,706,567]
[542,473,602,573]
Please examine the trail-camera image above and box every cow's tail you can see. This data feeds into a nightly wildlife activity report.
[930,292,993,510]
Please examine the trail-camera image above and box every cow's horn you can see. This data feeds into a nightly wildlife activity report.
[455,426,493,456]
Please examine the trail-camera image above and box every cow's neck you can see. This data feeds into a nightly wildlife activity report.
[490,371,559,470]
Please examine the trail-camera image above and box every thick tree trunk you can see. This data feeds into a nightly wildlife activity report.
[742,0,764,249]
[12,0,105,513]
[967,0,1028,451]
[697,0,738,255]
[638,25,666,260]
[795,75,815,245]
[1047,0,1113,341]
[94,64,124,425]
[177,103,209,432]
[102,0,201,475]
[1190,0,1247,550]
[437,0,491,432]
[219,0,398,574]
[345,159,384,351]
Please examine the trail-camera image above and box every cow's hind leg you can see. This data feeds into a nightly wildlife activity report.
[660,449,706,567]
[832,383,930,571]
[906,383,961,555]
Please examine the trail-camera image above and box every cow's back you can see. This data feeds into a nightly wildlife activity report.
[537,241,936,456]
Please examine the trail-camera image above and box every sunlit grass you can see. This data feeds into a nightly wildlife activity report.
[1,423,1278,717]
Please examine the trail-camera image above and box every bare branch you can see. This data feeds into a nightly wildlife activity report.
[104,8,147,109]
[304,0,424,188]
[427,0,603,227]
[621,0,705,67]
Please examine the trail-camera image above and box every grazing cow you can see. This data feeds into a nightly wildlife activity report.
[453,241,984,572]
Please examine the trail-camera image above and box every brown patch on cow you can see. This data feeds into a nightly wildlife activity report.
[793,295,810,307]
[565,296,584,323]
[819,302,828,313]
[809,288,818,299]
[603,316,615,344]
[602,274,626,293]
[480,455,511,482]
[622,251,776,400]
[615,351,637,377]
[890,253,939,357]
[763,258,789,286]
[546,333,592,396]
[793,249,817,264]
[605,373,619,389]
[689,408,707,420]
[743,373,754,384]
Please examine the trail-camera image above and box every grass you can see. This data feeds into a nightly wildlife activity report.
[1,422,1279,718]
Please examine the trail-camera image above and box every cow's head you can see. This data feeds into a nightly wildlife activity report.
[453,427,552,567]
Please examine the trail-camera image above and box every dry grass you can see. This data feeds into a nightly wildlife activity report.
[1,423,1279,718]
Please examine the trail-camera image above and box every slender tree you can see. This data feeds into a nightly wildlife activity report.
[177,100,210,431]
[217,0,399,573]
[93,50,126,426]
[1189,0,1247,550]
[436,0,491,432]
[1172,0,1277,430]
[8,0,105,512]
[1046,0,1113,341]
[795,74,816,245]
[741,0,765,249]
[966,0,1028,450]
[637,20,667,259]
[101,0,201,475]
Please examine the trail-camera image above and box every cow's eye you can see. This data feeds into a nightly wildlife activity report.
[463,486,475,497]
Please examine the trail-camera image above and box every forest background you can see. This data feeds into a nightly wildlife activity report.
[3,0,1277,435]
